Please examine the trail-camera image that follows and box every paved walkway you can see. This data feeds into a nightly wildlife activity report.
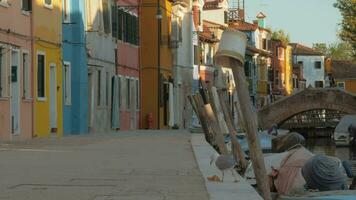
[191,134,263,200]
[0,131,209,200]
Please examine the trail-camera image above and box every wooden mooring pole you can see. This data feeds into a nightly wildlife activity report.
[230,58,271,200]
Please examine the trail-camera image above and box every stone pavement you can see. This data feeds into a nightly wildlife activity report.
[191,134,263,200]
[0,130,209,200]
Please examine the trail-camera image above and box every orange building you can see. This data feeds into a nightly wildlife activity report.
[140,0,173,129]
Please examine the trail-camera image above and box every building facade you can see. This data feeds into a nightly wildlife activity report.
[0,0,33,141]
[171,0,194,129]
[85,0,117,133]
[33,0,63,137]
[114,0,140,130]
[62,0,89,135]
[140,0,173,129]
[291,43,325,88]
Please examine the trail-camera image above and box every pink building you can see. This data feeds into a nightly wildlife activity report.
[115,0,140,130]
[0,0,33,141]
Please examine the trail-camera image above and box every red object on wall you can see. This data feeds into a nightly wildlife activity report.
[147,113,153,129]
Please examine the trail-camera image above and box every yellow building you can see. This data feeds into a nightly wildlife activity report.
[33,0,63,137]
[140,0,173,129]
[284,45,293,95]
[332,60,356,94]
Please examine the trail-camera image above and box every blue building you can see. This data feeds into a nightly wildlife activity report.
[62,0,88,134]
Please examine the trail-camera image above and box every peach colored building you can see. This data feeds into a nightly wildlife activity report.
[115,0,140,130]
[0,0,33,141]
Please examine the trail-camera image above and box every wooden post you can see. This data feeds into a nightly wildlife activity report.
[204,103,229,155]
[217,89,249,171]
[234,101,246,131]
[230,58,271,200]
[191,94,214,143]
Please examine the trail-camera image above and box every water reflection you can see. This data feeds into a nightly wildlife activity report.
[305,137,356,174]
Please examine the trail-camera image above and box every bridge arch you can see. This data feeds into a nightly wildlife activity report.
[257,88,356,129]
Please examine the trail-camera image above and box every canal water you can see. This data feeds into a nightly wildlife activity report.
[296,128,356,174]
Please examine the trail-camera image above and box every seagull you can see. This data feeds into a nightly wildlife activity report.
[210,153,239,182]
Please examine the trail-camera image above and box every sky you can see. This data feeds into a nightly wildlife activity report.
[230,0,342,47]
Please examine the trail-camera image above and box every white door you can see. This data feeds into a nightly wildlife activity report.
[130,79,136,129]
[10,50,20,134]
[50,64,57,131]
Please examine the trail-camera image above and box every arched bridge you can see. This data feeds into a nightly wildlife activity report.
[257,88,356,129]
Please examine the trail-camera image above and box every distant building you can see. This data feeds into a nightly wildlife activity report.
[330,60,356,94]
[0,0,33,140]
[62,0,88,135]
[290,43,325,88]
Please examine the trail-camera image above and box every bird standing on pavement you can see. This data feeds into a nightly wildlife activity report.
[210,153,239,182]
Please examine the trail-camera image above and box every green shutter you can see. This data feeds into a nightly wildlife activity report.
[111,6,118,38]
[118,9,123,40]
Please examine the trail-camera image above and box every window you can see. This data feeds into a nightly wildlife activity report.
[116,10,139,45]
[105,72,109,106]
[315,61,321,69]
[117,9,123,40]
[63,0,70,22]
[136,79,139,109]
[337,82,345,89]
[0,47,4,97]
[22,0,32,11]
[37,54,45,98]
[315,81,323,88]
[244,61,250,77]
[262,38,267,50]
[44,0,52,8]
[102,0,111,34]
[63,62,71,105]
[126,78,130,109]
[178,18,183,42]
[22,52,31,99]
[97,70,101,105]
[111,5,118,38]
[278,47,284,60]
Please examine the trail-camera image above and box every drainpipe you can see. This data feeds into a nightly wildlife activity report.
[156,1,162,130]
[30,6,35,138]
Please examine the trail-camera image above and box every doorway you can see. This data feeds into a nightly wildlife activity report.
[49,63,57,133]
[10,50,20,135]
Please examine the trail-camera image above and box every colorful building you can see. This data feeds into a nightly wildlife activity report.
[115,0,140,130]
[62,0,88,135]
[229,12,272,108]
[0,0,32,141]
[85,0,117,133]
[331,60,356,94]
[33,0,63,137]
[171,0,194,129]
[290,43,325,88]
[140,0,173,129]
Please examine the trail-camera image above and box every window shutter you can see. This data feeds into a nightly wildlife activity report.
[224,11,228,24]
[118,9,123,40]
[111,5,118,38]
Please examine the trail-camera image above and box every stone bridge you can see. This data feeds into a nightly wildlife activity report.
[257,88,356,129]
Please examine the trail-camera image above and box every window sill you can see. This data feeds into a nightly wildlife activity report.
[37,97,47,102]
[0,2,10,8]
[44,4,53,10]
[22,98,33,102]
[0,96,10,101]
[21,10,31,16]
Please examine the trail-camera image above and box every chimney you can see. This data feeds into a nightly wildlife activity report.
[256,12,266,28]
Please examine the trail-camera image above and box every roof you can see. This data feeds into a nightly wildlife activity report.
[229,20,271,33]
[203,0,224,10]
[331,60,356,79]
[229,20,258,32]
[199,22,219,43]
[256,12,266,19]
[290,43,324,56]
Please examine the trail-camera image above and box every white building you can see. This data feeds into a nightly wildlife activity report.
[171,0,195,128]
[291,43,325,88]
